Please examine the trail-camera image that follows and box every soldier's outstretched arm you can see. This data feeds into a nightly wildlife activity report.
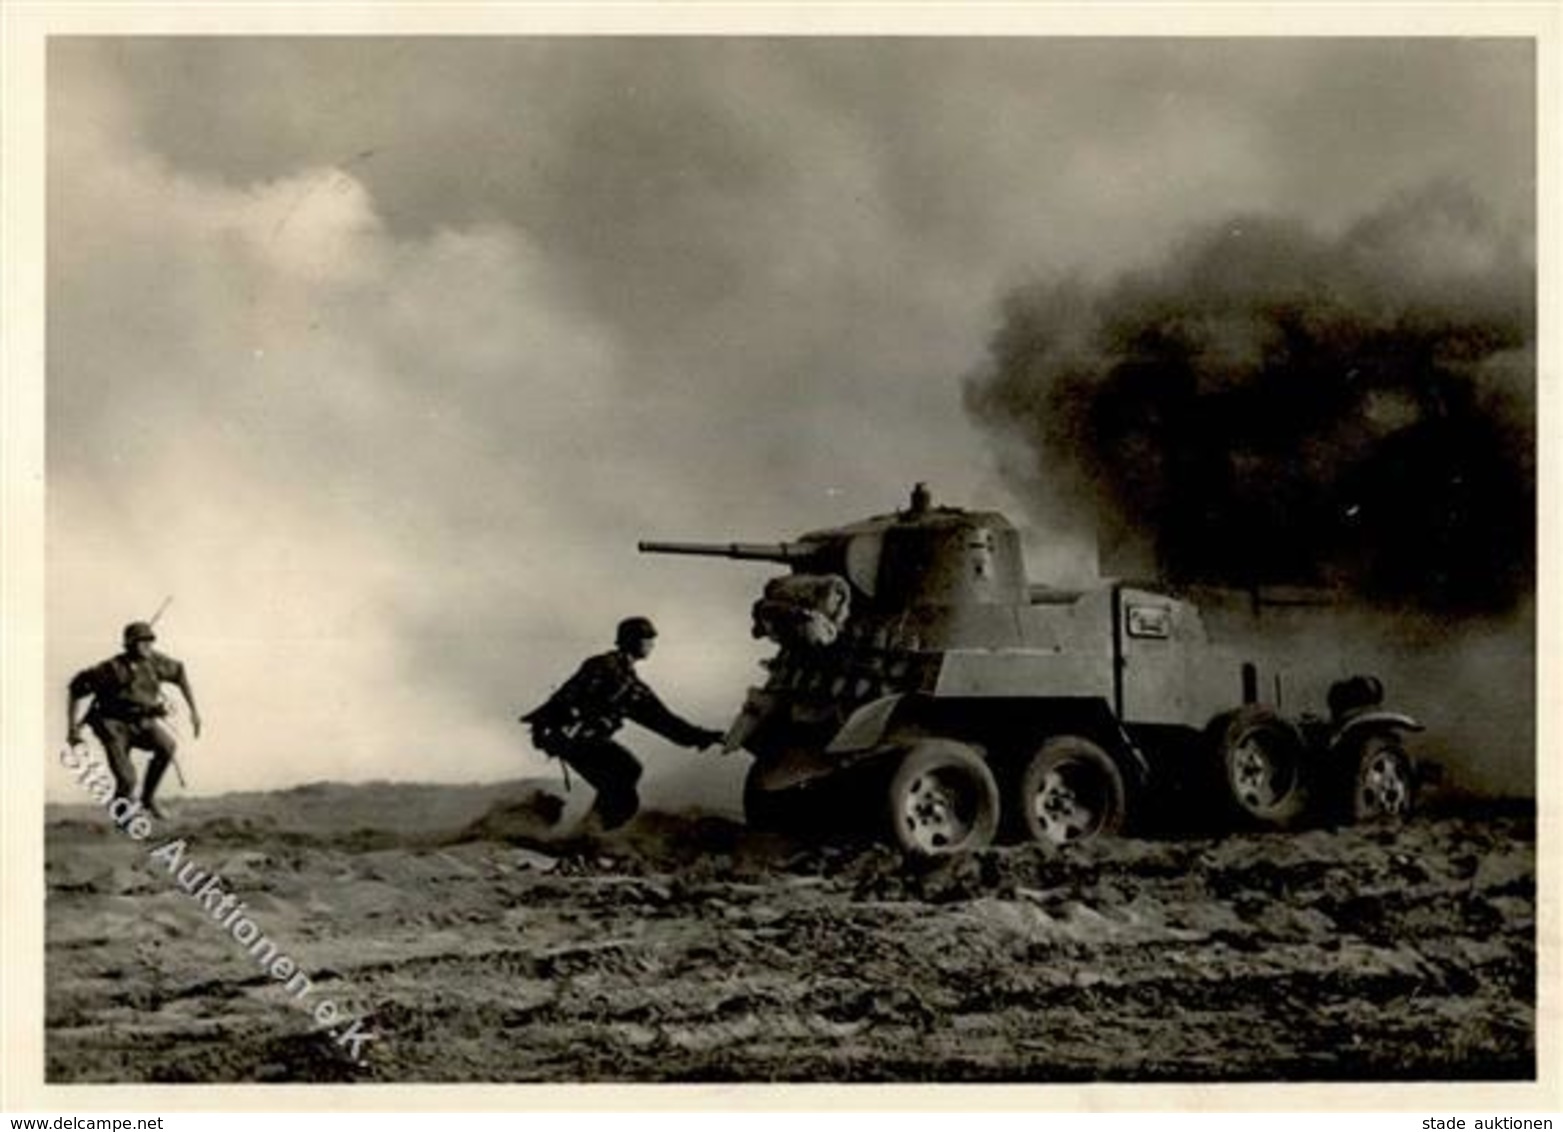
[66,690,87,746]
[66,667,98,745]
[626,689,723,750]
[174,670,202,737]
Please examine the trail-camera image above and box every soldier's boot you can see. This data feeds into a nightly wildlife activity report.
[595,784,640,832]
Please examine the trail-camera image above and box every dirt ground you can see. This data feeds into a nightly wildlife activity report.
[44,779,1535,1083]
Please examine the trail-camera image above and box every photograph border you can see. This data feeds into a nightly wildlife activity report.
[3,0,1557,1113]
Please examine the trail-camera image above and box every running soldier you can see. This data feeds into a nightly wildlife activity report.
[67,621,201,819]
[522,617,723,830]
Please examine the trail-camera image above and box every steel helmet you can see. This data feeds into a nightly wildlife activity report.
[615,616,658,648]
[123,621,157,646]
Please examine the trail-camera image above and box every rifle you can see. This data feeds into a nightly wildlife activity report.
[148,594,174,627]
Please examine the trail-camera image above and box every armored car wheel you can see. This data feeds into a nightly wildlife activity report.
[886,739,999,856]
[1221,707,1310,827]
[1018,736,1127,845]
[1345,732,1414,823]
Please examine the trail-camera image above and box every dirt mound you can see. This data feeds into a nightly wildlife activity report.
[451,797,797,874]
[457,788,568,843]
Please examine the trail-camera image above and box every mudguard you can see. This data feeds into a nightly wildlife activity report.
[728,693,918,793]
[1329,709,1423,754]
[747,744,891,793]
[825,693,909,754]
[737,694,917,795]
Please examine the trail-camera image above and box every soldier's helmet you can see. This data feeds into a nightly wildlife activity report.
[615,616,658,648]
[123,621,157,646]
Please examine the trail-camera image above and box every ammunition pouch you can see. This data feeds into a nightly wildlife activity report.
[97,701,169,725]
[530,728,566,758]
[525,708,613,756]
[522,663,631,755]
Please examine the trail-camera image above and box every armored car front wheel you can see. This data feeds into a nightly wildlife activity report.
[743,759,817,835]
[1018,736,1127,845]
[886,739,999,856]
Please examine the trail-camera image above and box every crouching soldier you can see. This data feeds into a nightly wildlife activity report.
[522,617,723,831]
[67,621,202,819]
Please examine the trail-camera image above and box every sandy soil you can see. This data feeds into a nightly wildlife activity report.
[45,780,1535,1083]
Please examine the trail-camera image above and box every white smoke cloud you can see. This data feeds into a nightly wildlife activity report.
[45,55,673,801]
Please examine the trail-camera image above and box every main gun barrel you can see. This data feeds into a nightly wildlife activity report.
[638,539,816,563]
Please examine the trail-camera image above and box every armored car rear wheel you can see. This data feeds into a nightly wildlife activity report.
[1221,707,1310,827]
[1345,732,1415,824]
[886,739,999,856]
[1018,736,1127,845]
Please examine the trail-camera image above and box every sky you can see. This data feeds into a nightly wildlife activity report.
[41,35,1537,805]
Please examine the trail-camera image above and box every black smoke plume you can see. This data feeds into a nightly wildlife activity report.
[964,186,1535,614]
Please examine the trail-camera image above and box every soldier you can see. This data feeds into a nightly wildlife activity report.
[67,621,202,819]
[521,616,723,831]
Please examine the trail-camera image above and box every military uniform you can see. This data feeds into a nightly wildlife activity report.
[523,648,720,830]
[69,649,188,805]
